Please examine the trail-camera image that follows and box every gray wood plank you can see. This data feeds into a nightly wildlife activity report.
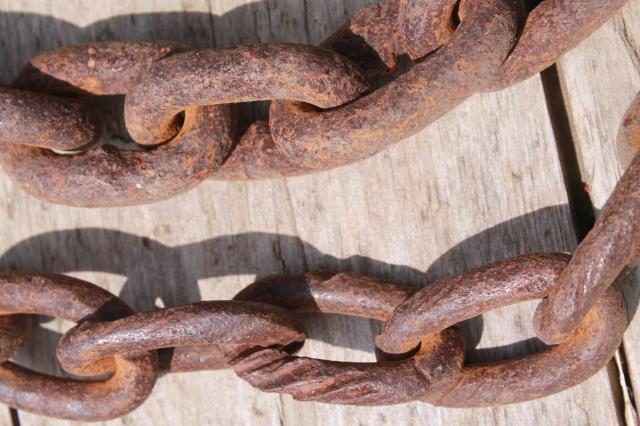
[0,409,12,426]
[0,0,625,425]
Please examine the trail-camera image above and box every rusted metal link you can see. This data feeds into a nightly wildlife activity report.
[12,41,189,95]
[0,86,101,151]
[58,300,305,376]
[0,272,158,421]
[268,0,518,170]
[432,286,626,407]
[233,272,466,405]
[533,93,640,345]
[376,254,627,406]
[124,44,370,146]
[0,103,234,207]
[1,41,235,207]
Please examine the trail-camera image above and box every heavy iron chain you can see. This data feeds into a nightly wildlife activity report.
[0,0,639,421]
[0,0,629,207]
[0,92,637,421]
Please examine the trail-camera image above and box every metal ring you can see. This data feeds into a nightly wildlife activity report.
[58,300,305,375]
[268,0,518,170]
[376,254,627,406]
[124,44,370,146]
[0,104,234,207]
[0,272,158,421]
[533,93,640,344]
[533,170,639,341]
[232,272,465,405]
[432,286,626,406]
[0,41,233,207]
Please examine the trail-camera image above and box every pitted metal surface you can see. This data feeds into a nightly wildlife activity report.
[0,0,637,421]
[0,0,629,206]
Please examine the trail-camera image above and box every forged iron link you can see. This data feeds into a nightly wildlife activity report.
[0,0,639,421]
[533,90,640,345]
[0,273,158,421]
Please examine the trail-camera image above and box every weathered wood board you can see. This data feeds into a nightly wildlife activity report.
[556,0,640,422]
[0,409,11,426]
[0,0,634,425]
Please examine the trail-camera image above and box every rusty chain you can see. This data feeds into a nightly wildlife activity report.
[0,0,639,421]
[0,90,638,418]
[0,0,628,207]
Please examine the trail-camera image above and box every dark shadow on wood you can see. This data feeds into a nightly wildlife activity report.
[538,66,596,241]
[9,407,19,426]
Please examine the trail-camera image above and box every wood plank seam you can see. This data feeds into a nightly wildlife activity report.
[539,66,597,239]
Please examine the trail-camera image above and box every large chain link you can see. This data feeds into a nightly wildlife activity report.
[0,0,628,207]
[1,89,638,419]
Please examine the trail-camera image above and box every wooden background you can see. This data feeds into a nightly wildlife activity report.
[0,0,639,425]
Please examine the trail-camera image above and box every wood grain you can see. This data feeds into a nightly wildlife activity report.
[0,0,629,425]
[0,408,12,426]
[555,0,640,423]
